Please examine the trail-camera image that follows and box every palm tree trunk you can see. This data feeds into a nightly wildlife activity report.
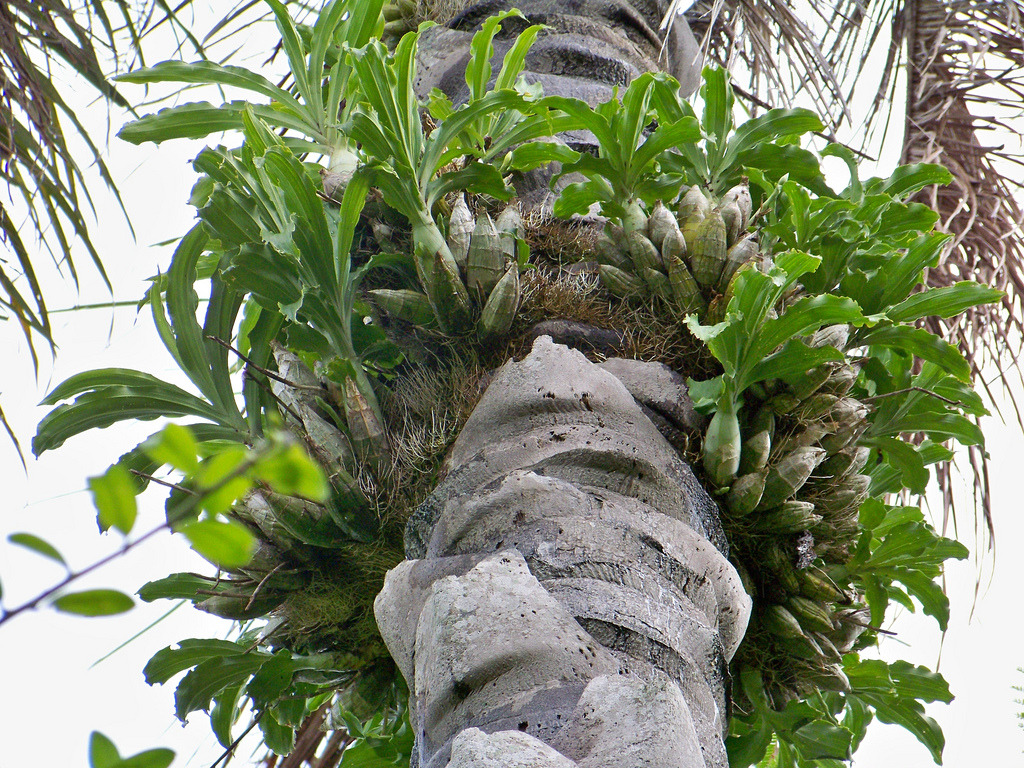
[375,338,751,768]
[415,0,702,99]
[375,7,748,766]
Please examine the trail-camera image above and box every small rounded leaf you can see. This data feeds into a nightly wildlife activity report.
[180,518,256,569]
[89,464,139,535]
[89,732,120,768]
[250,443,329,501]
[8,532,67,568]
[53,589,134,617]
[115,749,175,768]
[143,423,199,473]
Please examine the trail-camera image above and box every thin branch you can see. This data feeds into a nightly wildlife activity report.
[205,334,321,391]
[860,386,964,407]
[210,714,262,768]
[128,469,197,495]
[242,369,305,426]
[3,442,273,629]
[195,589,258,599]
[0,521,169,628]
[246,561,286,610]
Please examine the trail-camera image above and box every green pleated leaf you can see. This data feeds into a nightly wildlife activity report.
[264,0,314,113]
[631,116,701,173]
[34,369,233,455]
[174,654,269,721]
[747,341,843,387]
[877,232,951,310]
[722,108,823,173]
[505,141,580,172]
[868,437,930,495]
[259,709,296,755]
[866,163,953,198]
[495,20,543,91]
[116,60,304,114]
[211,683,244,749]
[144,639,253,685]
[898,570,952,631]
[726,719,773,768]
[700,66,732,169]
[788,720,853,761]
[884,661,955,704]
[245,650,296,705]
[862,694,945,763]
[428,162,511,206]
[860,325,971,381]
[465,11,522,100]
[118,102,315,145]
[739,143,833,196]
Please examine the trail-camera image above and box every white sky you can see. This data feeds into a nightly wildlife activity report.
[1,7,1023,767]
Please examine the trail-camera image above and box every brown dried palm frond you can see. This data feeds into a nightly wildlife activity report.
[1,0,125,356]
[0,1,318,460]
[899,1,1024,380]
[668,0,871,128]
[900,0,1024,543]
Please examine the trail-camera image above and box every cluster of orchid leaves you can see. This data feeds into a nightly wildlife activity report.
[9,1,1001,766]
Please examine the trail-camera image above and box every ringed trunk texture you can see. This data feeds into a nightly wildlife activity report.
[375,5,743,767]
[375,338,752,768]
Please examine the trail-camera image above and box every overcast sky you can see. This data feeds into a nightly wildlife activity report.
[1,8,1023,767]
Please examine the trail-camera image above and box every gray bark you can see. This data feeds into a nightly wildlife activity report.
[375,339,751,768]
[374,7,746,767]
[415,0,702,103]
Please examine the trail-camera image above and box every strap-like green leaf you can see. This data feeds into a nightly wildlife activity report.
[174,654,268,721]
[866,163,953,198]
[264,0,315,112]
[116,60,304,115]
[118,102,317,145]
[700,66,732,170]
[495,21,543,91]
[860,325,971,381]
[722,108,823,175]
[887,282,1003,323]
